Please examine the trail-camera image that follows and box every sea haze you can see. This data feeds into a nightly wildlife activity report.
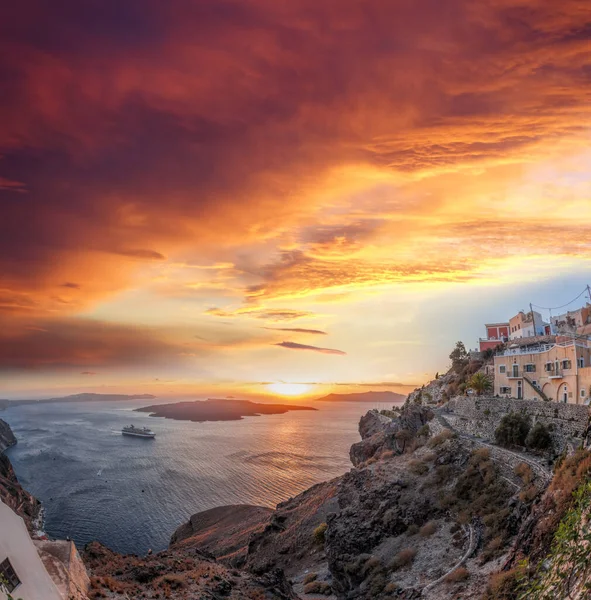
[2,398,385,555]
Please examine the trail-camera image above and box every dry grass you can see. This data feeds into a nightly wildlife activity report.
[482,568,522,599]
[445,567,469,583]
[391,548,417,569]
[381,450,395,459]
[409,459,429,475]
[303,580,332,595]
[419,521,438,537]
[428,429,454,448]
[514,462,534,485]
[518,483,539,503]
[313,522,328,544]
[303,572,317,584]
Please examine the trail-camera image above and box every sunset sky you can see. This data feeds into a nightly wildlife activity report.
[1,1,590,399]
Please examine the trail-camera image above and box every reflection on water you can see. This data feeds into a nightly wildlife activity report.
[3,399,372,555]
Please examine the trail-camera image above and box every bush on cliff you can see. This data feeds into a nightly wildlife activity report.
[495,412,531,448]
[450,341,469,373]
[313,522,328,544]
[525,422,552,452]
[395,429,413,452]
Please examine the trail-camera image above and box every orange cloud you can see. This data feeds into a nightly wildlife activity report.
[0,0,590,386]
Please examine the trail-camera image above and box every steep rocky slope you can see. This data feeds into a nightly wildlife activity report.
[171,405,556,599]
[0,417,17,450]
[84,541,297,599]
[170,504,273,564]
[0,418,42,532]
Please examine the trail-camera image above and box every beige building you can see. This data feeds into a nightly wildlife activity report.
[494,337,591,404]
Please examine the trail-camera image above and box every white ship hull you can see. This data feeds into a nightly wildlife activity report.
[122,430,155,438]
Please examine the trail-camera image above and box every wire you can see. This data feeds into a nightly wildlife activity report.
[531,287,590,312]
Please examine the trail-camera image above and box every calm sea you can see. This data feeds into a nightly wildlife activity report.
[2,399,380,555]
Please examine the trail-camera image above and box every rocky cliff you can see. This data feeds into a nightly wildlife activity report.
[0,417,17,451]
[0,419,42,532]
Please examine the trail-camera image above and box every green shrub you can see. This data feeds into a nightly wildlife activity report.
[417,424,430,437]
[495,412,531,448]
[525,422,552,451]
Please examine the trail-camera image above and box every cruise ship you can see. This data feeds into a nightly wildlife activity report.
[121,425,156,438]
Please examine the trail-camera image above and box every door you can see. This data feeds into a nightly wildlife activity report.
[512,363,519,378]
[563,385,568,403]
[517,380,523,399]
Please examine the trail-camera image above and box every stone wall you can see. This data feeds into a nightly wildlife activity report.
[444,396,591,453]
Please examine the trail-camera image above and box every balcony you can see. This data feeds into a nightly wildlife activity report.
[548,369,564,379]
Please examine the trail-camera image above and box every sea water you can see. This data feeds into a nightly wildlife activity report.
[2,399,378,555]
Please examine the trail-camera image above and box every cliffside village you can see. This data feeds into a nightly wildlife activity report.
[476,299,591,405]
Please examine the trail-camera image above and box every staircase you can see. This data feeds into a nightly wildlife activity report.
[523,376,550,402]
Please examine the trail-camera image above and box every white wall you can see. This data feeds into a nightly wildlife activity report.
[0,500,63,600]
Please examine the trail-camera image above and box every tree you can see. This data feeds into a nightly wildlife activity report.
[395,429,413,453]
[526,422,552,451]
[495,412,531,448]
[449,341,469,373]
[468,372,493,396]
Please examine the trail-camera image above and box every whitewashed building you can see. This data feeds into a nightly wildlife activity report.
[0,499,89,600]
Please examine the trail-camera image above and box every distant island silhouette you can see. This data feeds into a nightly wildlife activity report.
[0,393,156,410]
[135,399,317,422]
[314,390,406,403]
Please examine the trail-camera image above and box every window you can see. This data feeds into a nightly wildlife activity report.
[562,360,572,370]
[500,386,511,395]
[581,390,586,398]
[532,380,538,387]
[545,362,554,372]
[499,365,506,374]
[524,364,536,373]
[579,357,585,369]
[0,558,20,593]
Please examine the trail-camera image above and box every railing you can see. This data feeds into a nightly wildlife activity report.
[501,344,554,356]
[548,369,564,379]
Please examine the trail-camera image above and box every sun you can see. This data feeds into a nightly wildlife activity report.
[266,383,312,396]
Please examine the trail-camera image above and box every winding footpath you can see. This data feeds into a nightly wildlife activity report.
[434,413,552,485]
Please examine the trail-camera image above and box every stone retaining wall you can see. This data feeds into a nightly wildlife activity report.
[445,396,591,453]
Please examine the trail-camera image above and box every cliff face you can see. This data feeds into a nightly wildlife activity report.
[0,419,42,532]
[0,418,17,452]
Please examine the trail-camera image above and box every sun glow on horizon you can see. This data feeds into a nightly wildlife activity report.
[266,382,313,396]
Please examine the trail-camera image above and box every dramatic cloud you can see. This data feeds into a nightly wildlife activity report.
[205,307,317,321]
[0,0,590,391]
[275,342,346,356]
[263,327,327,335]
[0,319,185,370]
